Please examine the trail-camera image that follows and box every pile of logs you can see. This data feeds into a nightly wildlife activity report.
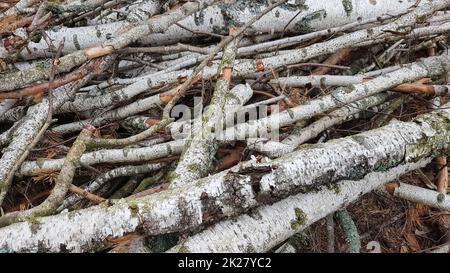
[0,0,449,253]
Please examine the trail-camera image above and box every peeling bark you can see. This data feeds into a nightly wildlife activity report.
[168,159,432,253]
[169,31,241,188]
[0,0,217,92]
[222,51,450,140]
[0,104,448,252]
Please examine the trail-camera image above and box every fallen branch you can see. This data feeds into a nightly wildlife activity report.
[167,158,432,253]
[0,0,217,92]
[248,92,392,158]
[10,0,416,60]
[221,51,450,141]
[335,209,361,253]
[0,104,448,252]
[385,183,450,211]
[169,27,241,188]
[59,162,167,212]
[0,125,95,227]
[0,58,113,204]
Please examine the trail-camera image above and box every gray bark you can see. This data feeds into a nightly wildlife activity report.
[0,103,448,252]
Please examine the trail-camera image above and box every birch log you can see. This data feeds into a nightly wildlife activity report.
[58,162,167,211]
[13,0,416,60]
[56,69,192,115]
[57,12,449,117]
[0,58,114,205]
[221,50,450,141]
[8,1,163,60]
[387,183,450,211]
[19,139,185,176]
[168,32,241,188]
[167,159,432,253]
[0,0,217,92]
[0,104,448,252]
[0,126,94,227]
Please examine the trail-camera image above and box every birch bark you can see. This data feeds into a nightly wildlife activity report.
[167,159,431,253]
[6,0,416,60]
[0,103,448,252]
[0,0,217,92]
[169,32,241,188]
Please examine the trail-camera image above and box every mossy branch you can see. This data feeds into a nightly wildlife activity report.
[336,209,361,253]
[0,125,95,228]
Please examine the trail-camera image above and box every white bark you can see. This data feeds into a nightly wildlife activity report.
[0,106,25,123]
[227,0,449,82]
[55,36,450,135]
[221,51,450,141]
[0,105,448,252]
[19,139,185,176]
[56,69,191,115]
[235,11,409,57]
[281,95,391,147]
[139,0,416,45]
[125,0,164,23]
[428,243,450,253]
[0,83,80,204]
[271,75,365,87]
[362,64,402,77]
[391,183,450,211]
[169,35,241,188]
[120,116,159,133]
[353,21,450,48]
[11,0,417,60]
[248,92,392,158]
[167,158,432,253]
[273,75,450,94]
[77,0,449,139]
[0,0,39,19]
[0,57,115,203]
[52,91,164,134]
[0,120,22,147]
[0,0,217,92]
[8,1,163,59]
[0,100,17,117]
[58,162,167,211]
[49,0,450,135]
[0,126,94,227]
[167,84,254,140]
[160,93,280,141]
